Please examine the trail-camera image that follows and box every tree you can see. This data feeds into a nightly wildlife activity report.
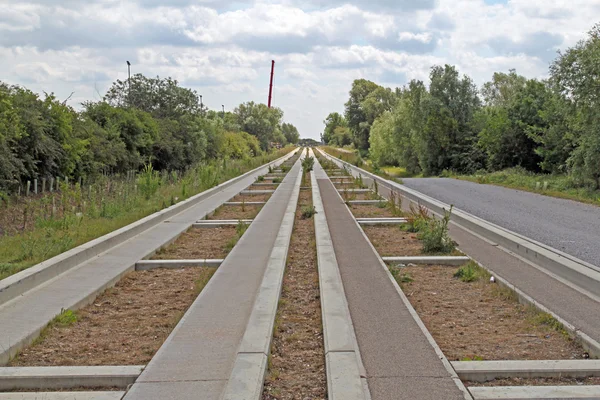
[344,79,382,154]
[235,101,284,150]
[104,74,200,119]
[281,122,300,144]
[322,112,346,144]
[369,111,396,167]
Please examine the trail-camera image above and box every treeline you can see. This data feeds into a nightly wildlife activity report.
[322,23,600,189]
[0,74,299,194]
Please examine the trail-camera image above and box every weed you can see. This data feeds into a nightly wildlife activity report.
[273,178,282,184]
[526,307,570,337]
[302,156,315,172]
[403,203,430,232]
[461,356,484,361]
[389,265,414,283]
[52,309,78,327]
[281,165,290,173]
[268,165,273,173]
[138,164,161,200]
[388,191,403,216]
[454,261,489,282]
[225,220,249,252]
[301,205,317,219]
[419,206,456,254]
[256,175,265,182]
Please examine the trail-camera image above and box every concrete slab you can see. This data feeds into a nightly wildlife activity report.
[193,220,252,227]
[469,385,600,399]
[356,218,407,226]
[0,393,125,400]
[314,156,468,400]
[223,201,266,206]
[124,158,303,400]
[453,360,600,382]
[0,151,297,366]
[382,256,470,266]
[347,200,387,205]
[239,190,275,195]
[0,365,142,391]
[338,189,371,193]
[135,259,223,270]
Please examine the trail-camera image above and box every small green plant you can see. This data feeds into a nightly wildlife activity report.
[403,203,430,232]
[256,175,265,182]
[268,165,273,173]
[388,191,403,216]
[418,206,456,254]
[273,177,282,184]
[53,308,78,327]
[281,165,290,173]
[454,261,488,282]
[225,220,249,252]
[302,156,315,172]
[390,266,413,283]
[461,356,484,361]
[137,164,161,200]
[301,205,317,219]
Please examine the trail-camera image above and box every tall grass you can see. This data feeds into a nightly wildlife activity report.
[0,148,293,280]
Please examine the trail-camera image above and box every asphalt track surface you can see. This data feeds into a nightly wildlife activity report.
[402,178,600,267]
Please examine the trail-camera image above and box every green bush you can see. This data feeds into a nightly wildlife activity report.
[418,206,456,253]
[301,205,317,219]
[138,164,161,200]
[302,156,315,172]
[454,261,488,282]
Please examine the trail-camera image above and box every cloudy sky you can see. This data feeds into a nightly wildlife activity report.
[1,0,598,139]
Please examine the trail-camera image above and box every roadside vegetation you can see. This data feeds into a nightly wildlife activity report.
[0,73,300,280]
[321,23,600,204]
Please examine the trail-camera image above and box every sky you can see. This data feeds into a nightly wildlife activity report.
[1,0,599,140]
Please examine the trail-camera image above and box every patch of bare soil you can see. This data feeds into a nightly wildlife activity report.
[249,184,279,191]
[262,175,326,400]
[231,193,272,202]
[349,203,398,218]
[208,204,263,220]
[10,267,215,366]
[152,226,238,259]
[399,266,586,361]
[363,225,422,256]
[339,192,382,201]
[467,377,600,386]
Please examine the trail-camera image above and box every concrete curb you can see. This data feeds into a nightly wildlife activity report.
[468,385,600,399]
[0,392,125,400]
[0,150,297,307]
[382,256,471,266]
[337,189,371,193]
[135,259,223,270]
[452,360,600,382]
[220,159,303,400]
[0,365,143,391]
[239,190,276,195]
[346,200,386,205]
[317,151,472,400]
[355,217,407,226]
[311,150,369,400]
[223,201,266,206]
[193,220,253,227]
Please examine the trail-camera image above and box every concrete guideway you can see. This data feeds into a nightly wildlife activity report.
[310,149,368,400]
[123,155,304,400]
[313,155,470,400]
[452,360,600,382]
[0,150,298,366]
[468,385,600,399]
[316,148,600,359]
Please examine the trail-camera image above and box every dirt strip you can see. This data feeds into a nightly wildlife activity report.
[397,265,586,362]
[231,193,272,202]
[10,267,215,366]
[348,203,397,218]
[363,225,422,256]
[153,226,239,260]
[208,204,263,220]
[262,172,326,400]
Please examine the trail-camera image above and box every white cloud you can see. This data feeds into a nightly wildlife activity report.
[0,0,597,139]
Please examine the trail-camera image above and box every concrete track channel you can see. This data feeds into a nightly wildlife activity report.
[315,148,600,399]
[0,150,303,399]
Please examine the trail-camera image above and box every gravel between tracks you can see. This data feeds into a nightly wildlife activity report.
[402,178,600,266]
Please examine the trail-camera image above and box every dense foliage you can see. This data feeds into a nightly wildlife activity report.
[323,23,600,189]
[0,74,299,194]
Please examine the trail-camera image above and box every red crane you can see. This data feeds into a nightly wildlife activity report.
[268,60,275,108]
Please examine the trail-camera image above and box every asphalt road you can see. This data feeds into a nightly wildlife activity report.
[402,178,600,267]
